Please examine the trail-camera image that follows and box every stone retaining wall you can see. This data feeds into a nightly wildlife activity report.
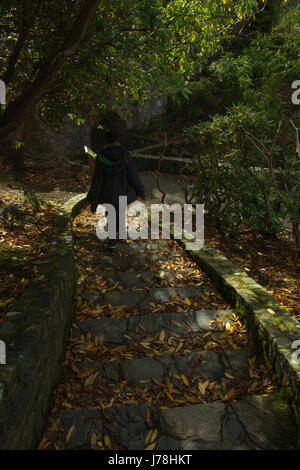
[175,237,300,421]
[0,194,87,450]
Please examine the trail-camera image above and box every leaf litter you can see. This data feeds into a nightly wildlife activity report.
[39,207,276,450]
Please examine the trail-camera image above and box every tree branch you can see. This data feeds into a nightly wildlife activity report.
[0,0,100,139]
[2,0,33,85]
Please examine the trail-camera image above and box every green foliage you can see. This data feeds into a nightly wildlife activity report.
[147,2,299,134]
[0,0,265,129]
[181,4,300,246]
[185,107,279,236]
[185,105,300,242]
[208,4,300,119]
[164,78,223,127]
[0,0,18,13]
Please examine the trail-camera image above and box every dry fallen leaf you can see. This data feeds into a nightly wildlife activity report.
[90,433,98,450]
[225,373,235,380]
[104,434,113,449]
[65,424,75,444]
[143,408,152,428]
[145,442,156,450]
[145,429,152,444]
[159,330,166,342]
[181,374,189,386]
[150,429,158,443]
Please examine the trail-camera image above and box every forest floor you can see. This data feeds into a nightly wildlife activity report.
[0,155,299,325]
[205,224,300,323]
[0,157,89,321]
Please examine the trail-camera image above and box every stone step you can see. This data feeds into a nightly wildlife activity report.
[78,309,234,344]
[44,202,299,452]
[81,286,217,310]
[77,347,253,386]
[77,251,190,271]
[77,268,205,290]
[53,394,297,450]
[76,239,176,255]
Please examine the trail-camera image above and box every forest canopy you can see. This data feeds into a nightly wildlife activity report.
[0,0,278,139]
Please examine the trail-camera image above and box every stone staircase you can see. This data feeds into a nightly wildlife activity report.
[39,210,298,450]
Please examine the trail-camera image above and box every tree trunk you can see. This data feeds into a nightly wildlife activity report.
[0,0,100,140]
[12,112,37,171]
[292,222,300,249]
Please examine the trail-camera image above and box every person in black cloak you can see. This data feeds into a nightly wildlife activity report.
[87,129,146,249]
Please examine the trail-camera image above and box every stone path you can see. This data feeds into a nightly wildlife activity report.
[39,205,298,451]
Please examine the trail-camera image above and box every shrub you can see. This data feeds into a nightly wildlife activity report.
[184,105,299,246]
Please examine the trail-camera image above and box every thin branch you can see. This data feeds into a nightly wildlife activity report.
[156,133,167,204]
[240,125,268,162]
[2,0,33,85]
[290,119,300,159]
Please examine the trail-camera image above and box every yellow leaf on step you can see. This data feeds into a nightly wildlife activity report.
[143,408,152,428]
[170,320,182,327]
[249,381,259,392]
[152,377,165,387]
[104,435,112,449]
[225,373,234,380]
[203,331,211,338]
[90,433,97,449]
[166,390,174,401]
[166,377,173,394]
[145,442,156,450]
[145,429,152,444]
[181,374,189,386]
[150,429,158,443]
[159,330,166,342]
[65,424,75,444]
[267,308,275,315]
[202,380,209,389]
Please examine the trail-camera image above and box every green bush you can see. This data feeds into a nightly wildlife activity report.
[208,5,300,120]
[165,78,223,124]
[182,5,300,246]
[184,105,300,245]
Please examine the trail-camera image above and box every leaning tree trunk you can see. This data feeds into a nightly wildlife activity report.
[292,222,300,249]
[12,112,37,171]
[0,0,100,141]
